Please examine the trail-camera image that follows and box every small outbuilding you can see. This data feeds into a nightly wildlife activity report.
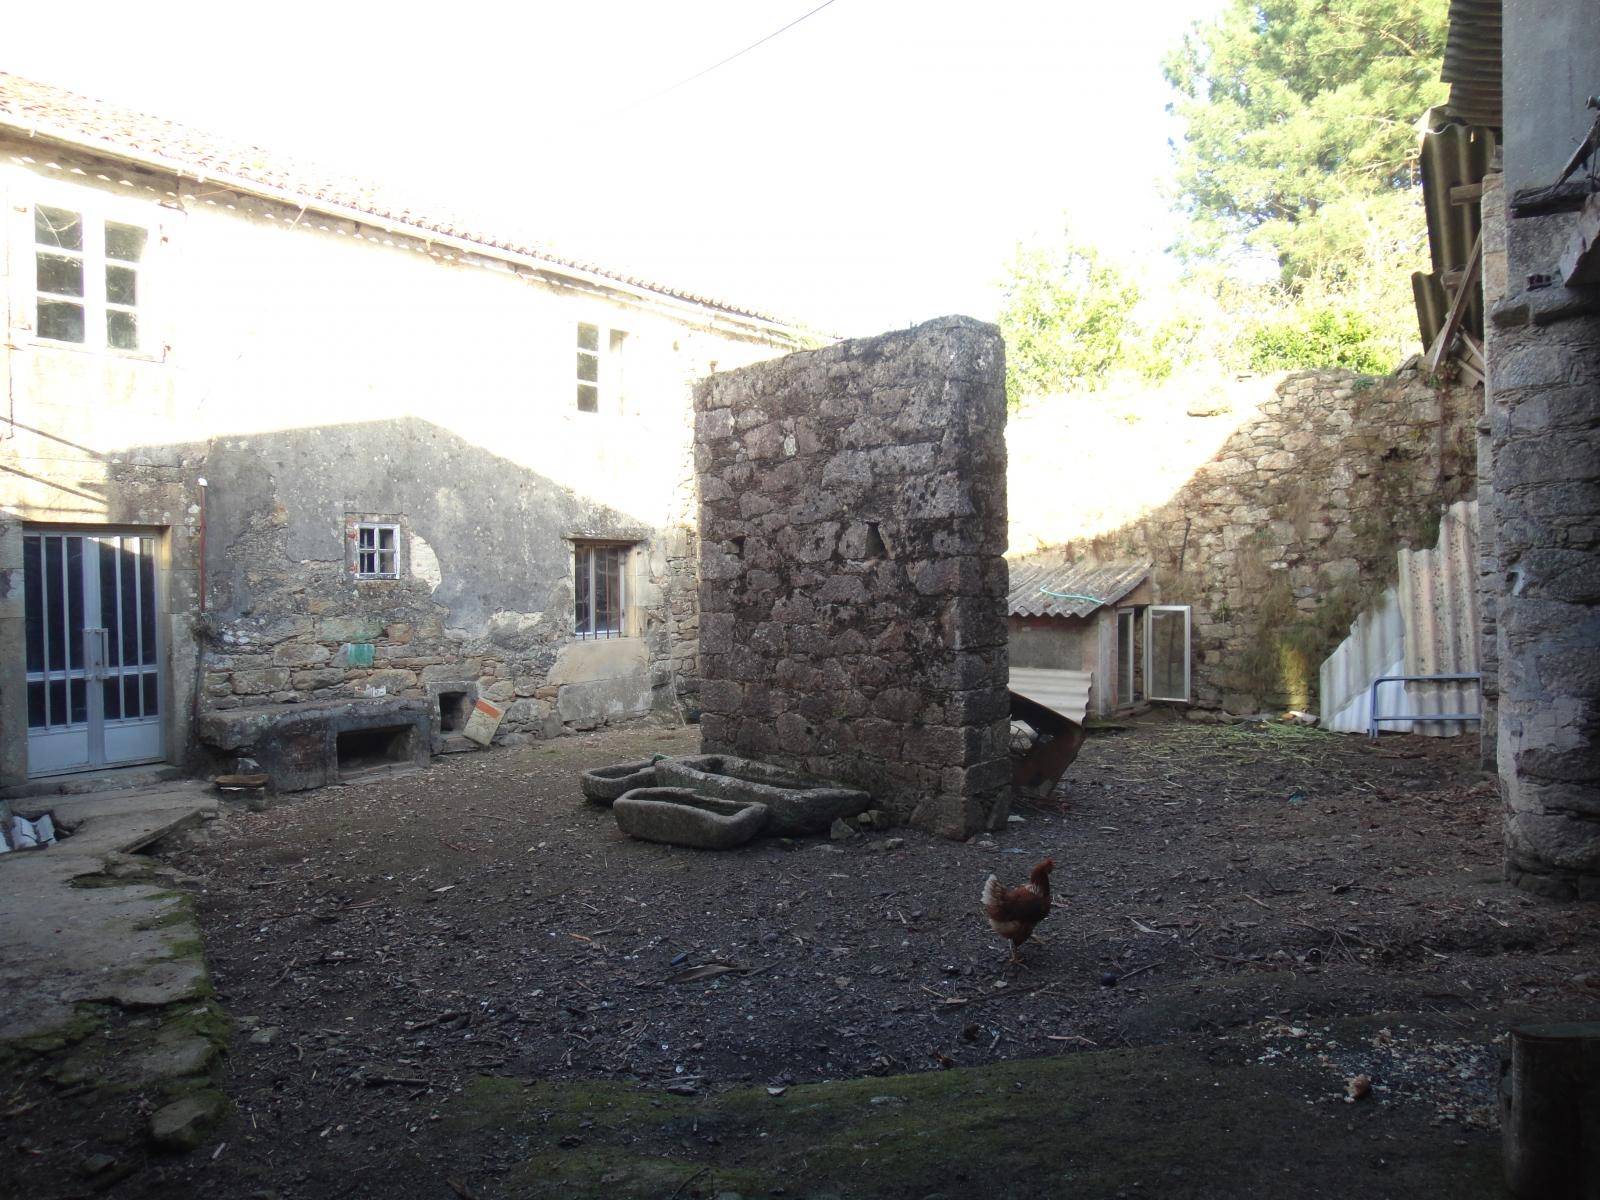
[1007,557,1191,718]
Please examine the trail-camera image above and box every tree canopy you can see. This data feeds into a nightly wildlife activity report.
[1164,0,1449,282]
[996,233,1141,407]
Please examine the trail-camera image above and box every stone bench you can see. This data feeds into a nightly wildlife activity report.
[197,697,431,792]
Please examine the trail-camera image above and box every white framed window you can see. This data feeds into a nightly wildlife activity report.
[573,541,628,639]
[355,523,400,579]
[31,202,152,353]
[575,322,627,413]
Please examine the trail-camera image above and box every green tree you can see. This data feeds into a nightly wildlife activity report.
[1164,0,1449,280]
[996,232,1141,406]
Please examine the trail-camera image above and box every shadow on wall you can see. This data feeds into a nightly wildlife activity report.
[1008,365,1477,712]
[127,416,695,746]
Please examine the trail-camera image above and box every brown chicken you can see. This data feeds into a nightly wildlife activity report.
[980,858,1054,964]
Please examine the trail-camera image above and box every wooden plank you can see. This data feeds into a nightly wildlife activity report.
[1426,229,1483,375]
[1449,182,1484,205]
[1559,193,1600,287]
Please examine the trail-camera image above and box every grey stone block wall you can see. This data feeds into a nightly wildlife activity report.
[693,316,1012,839]
[1486,202,1600,900]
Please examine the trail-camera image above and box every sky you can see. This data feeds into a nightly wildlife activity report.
[3,0,1222,335]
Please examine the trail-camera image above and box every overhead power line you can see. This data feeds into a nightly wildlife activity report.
[608,0,842,116]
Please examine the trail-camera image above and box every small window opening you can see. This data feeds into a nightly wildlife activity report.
[437,690,472,733]
[574,541,627,639]
[336,726,412,776]
[355,523,399,579]
[575,323,627,412]
[730,536,746,558]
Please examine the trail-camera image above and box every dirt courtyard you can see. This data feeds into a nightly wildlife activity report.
[8,717,1600,1199]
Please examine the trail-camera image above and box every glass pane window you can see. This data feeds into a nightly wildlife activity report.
[33,205,148,351]
[356,523,400,578]
[574,543,627,639]
[1145,606,1191,703]
[573,322,626,413]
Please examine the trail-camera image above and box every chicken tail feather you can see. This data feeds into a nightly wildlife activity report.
[980,874,1002,909]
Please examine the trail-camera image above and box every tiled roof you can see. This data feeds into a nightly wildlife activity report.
[0,72,793,329]
[1007,557,1151,619]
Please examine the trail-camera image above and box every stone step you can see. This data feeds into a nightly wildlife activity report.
[1,762,186,802]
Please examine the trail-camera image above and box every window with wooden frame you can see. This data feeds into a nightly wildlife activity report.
[32,202,151,352]
[575,322,626,413]
[573,542,628,639]
[355,523,400,579]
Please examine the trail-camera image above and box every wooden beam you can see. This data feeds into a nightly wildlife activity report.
[1450,182,1485,205]
[1559,193,1600,287]
[1426,229,1483,375]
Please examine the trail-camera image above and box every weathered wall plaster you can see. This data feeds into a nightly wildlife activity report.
[693,317,1012,839]
[0,135,794,785]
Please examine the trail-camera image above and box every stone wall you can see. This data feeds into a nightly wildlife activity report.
[693,317,1013,839]
[1010,366,1478,712]
[1484,194,1600,900]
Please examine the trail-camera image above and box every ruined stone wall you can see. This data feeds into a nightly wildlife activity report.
[1011,366,1478,712]
[694,317,1012,839]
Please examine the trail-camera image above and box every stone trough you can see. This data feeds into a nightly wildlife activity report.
[612,788,769,850]
[654,754,871,837]
[579,759,659,806]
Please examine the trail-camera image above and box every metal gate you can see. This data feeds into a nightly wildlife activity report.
[23,529,165,776]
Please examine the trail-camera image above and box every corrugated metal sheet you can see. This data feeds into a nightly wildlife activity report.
[1009,668,1092,726]
[1413,108,1497,351]
[1007,558,1150,619]
[1441,0,1502,130]
[1320,501,1480,735]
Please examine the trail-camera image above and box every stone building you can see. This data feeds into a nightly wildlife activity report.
[0,74,801,790]
[1457,0,1600,898]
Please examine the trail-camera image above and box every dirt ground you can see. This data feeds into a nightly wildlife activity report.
[7,716,1600,1199]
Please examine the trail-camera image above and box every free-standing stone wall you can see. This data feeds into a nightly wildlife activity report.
[693,316,1012,839]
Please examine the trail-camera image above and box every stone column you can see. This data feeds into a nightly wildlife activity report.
[693,316,1011,839]
[1489,207,1600,899]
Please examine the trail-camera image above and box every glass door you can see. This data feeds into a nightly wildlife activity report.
[24,530,164,776]
[1116,608,1138,707]
[1145,605,1191,703]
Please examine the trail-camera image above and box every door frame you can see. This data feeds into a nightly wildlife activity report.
[1144,604,1192,703]
[17,523,172,778]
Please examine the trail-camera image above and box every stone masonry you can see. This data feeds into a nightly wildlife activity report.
[1024,366,1477,712]
[693,317,1012,839]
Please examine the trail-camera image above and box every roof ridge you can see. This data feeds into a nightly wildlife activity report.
[0,70,798,330]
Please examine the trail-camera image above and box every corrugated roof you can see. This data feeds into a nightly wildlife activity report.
[1413,107,1497,351]
[1009,668,1092,726]
[1440,0,1502,130]
[0,72,796,331]
[1007,557,1150,619]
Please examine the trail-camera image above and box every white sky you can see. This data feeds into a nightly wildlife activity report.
[3,0,1221,335]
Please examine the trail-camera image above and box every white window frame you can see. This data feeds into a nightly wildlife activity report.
[572,540,630,640]
[574,321,627,414]
[19,187,162,360]
[354,523,401,580]
[1144,604,1192,703]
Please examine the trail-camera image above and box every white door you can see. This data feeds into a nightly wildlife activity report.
[24,530,165,776]
[1144,605,1191,703]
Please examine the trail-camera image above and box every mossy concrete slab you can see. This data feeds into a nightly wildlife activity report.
[0,786,216,1046]
[445,1042,1504,1200]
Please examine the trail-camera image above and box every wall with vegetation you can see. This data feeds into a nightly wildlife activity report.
[1009,365,1477,713]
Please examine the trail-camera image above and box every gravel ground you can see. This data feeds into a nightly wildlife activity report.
[8,716,1599,1198]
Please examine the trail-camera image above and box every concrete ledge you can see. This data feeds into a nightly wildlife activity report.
[197,697,430,791]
